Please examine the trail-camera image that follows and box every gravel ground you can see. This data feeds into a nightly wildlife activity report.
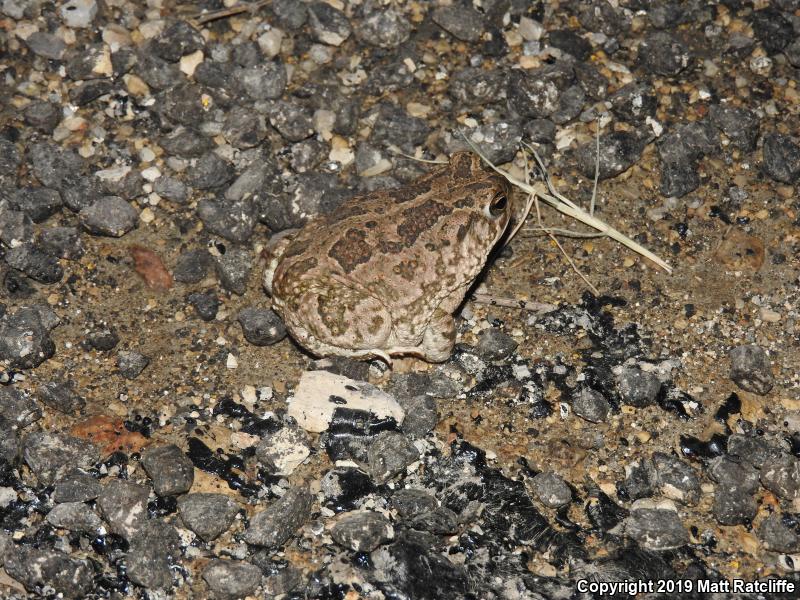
[1,0,799,599]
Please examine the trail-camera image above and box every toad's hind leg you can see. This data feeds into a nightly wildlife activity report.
[418,308,457,362]
[284,277,393,356]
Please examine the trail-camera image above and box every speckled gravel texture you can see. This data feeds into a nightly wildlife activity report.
[0,0,799,599]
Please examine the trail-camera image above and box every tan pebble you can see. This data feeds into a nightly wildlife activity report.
[179,50,204,77]
[124,74,150,97]
[139,207,155,223]
[226,353,238,369]
[674,318,688,330]
[623,257,635,268]
[406,102,431,118]
[634,431,651,443]
[777,185,794,199]
[759,307,780,322]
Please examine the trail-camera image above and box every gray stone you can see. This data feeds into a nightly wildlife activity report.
[729,344,774,395]
[178,493,239,541]
[610,82,657,123]
[151,20,204,62]
[712,485,757,525]
[571,387,610,423]
[625,501,688,550]
[65,44,109,80]
[368,431,419,484]
[761,133,800,184]
[153,176,189,204]
[761,454,800,500]
[0,386,41,427]
[272,0,307,29]
[637,31,691,75]
[432,5,484,42]
[4,243,64,284]
[53,468,102,502]
[160,126,215,158]
[22,432,98,486]
[238,307,287,346]
[46,501,103,532]
[187,152,234,191]
[397,394,438,439]
[758,513,800,553]
[173,248,213,283]
[531,471,572,508]
[709,104,760,152]
[59,0,97,28]
[38,380,85,414]
[23,100,61,133]
[727,434,778,470]
[408,506,459,534]
[126,520,180,589]
[391,488,438,518]
[269,101,315,142]
[575,131,645,180]
[476,328,518,361]
[652,452,700,505]
[142,444,194,496]
[97,478,150,540]
[79,196,138,237]
[707,455,760,494]
[223,106,267,149]
[308,1,351,46]
[0,305,59,368]
[331,511,393,552]
[25,31,66,60]
[197,198,257,243]
[243,486,314,547]
[117,350,150,379]
[4,546,93,599]
[236,61,287,101]
[203,559,263,599]
[215,247,253,295]
[359,10,411,48]
[616,367,661,407]
[39,227,84,260]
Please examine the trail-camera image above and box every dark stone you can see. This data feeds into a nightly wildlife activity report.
[126,520,181,589]
[331,511,392,552]
[187,292,220,321]
[659,159,700,198]
[370,104,431,153]
[575,131,645,180]
[712,485,757,525]
[761,133,800,184]
[397,394,438,439]
[431,5,484,42]
[86,326,119,351]
[11,187,62,222]
[269,101,315,143]
[476,328,518,361]
[408,506,459,534]
[548,29,592,60]
[197,198,257,243]
[214,248,253,295]
[307,1,352,46]
[531,471,572,508]
[53,468,102,503]
[507,63,574,119]
[38,380,85,414]
[709,104,760,152]
[368,431,419,484]
[152,20,204,62]
[173,249,213,284]
[203,559,263,598]
[23,100,62,133]
[760,454,800,500]
[178,493,240,541]
[272,0,307,29]
[223,106,267,149]
[187,152,235,190]
[729,344,774,395]
[69,80,114,105]
[758,513,800,553]
[65,44,111,80]
[0,386,41,427]
[261,172,350,231]
[616,366,661,407]
[22,432,98,486]
[4,243,64,284]
[4,547,93,599]
[359,9,411,48]
[571,387,610,423]
[727,434,778,470]
[750,8,794,54]
[707,456,760,494]
[652,452,700,504]
[610,82,657,123]
[153,176,189,204]
[243,486,314,547]
[142,444,194,496]
[448,67,506,109]
[160,126,215,158]
[237,307,287,346]
[236,61,287,100]
[117,350,150,379]
[637,31,691,76]
[79,196,138,237]
[97,478,150,540]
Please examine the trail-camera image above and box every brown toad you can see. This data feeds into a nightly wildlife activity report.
[263,152,512,363]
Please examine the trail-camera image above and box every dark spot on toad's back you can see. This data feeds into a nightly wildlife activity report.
[368,314,385,335]
[393,259,417,281]
[378,239,405,254]
[391,182,429,203]
[452,153,475,180]
[396,199,452,246]
[328,228,371,273]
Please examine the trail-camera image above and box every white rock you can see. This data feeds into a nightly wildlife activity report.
[59,0,98,29]
[257,28,284,58]
[0,486,17,508]
[288,370,405,433]
[257,427,311,475]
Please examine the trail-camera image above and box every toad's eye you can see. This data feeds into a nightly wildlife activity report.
[489,193,507,217]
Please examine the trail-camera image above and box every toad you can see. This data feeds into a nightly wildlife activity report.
[264,152,512,363]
